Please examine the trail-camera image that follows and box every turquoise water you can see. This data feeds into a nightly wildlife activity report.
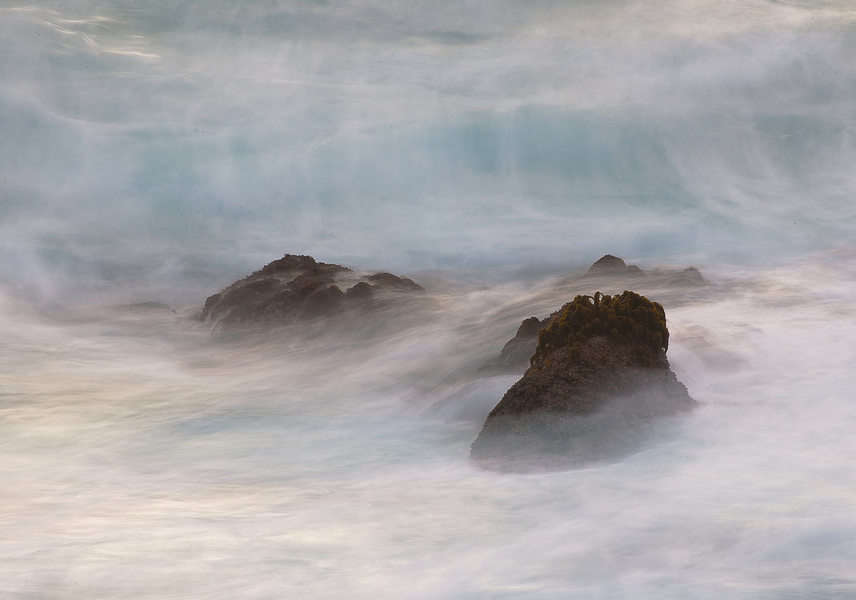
[2,2,855,302]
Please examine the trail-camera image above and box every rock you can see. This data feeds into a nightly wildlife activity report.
[258,254,344,277]
[494,316,543,370]
[200,253,423,330]
[482,254,708,377]
[583,254,709,286]
[667,267,705,287]
[485,255,708,375]
[366,272,424,291]
[472,291,694,471]
[301,285,345,319]
[586,254,643,277]
[345,281,374,300]
[587,254,627,274]
[514,315,542,338]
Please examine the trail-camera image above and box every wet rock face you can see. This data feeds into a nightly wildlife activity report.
[472,291,694,471]
[200,254,423,330]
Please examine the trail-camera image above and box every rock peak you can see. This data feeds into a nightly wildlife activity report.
[472,290,693,471]
[587,254,627,274]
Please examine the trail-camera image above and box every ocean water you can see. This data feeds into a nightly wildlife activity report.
[2,253,855,598]
[2,1,855,598]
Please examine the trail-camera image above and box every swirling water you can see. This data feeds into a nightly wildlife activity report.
[2,252,856,598]
[2,1,856,597]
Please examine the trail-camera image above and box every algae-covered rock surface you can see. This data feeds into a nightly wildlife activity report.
[484,254,707,374]
[472,291,694,471]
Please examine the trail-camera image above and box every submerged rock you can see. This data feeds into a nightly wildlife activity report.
[200,254,423,330]
[472,291,694,471]
[667,266,706,287]
[112,301,173,312]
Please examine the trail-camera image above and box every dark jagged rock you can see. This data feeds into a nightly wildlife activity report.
[472,291,694,471]
[200,254,423,330]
